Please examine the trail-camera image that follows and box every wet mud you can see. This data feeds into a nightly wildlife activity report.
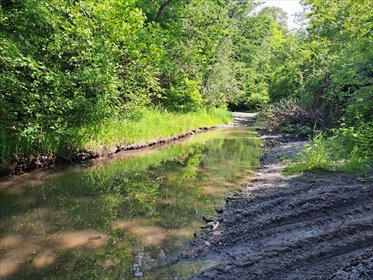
[172,132,373,279]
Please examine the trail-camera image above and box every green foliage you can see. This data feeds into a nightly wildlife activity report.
[0,0,252,165]
[167,79,203,112]
[285,123,373,175]
[0,0,163,162]
[84,107,232,150]
[284,133,333,174]
[269,0,373,124]
[0,106,231,165]
[1,0,371,171]
[264,0,373,175]
[229,8,285,109]
[333,123,373,164]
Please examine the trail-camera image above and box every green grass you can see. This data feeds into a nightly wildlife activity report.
[82,107,232,150]
[284,126,372,175]
[0,107,232,166]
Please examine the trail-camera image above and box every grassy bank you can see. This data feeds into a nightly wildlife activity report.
[284,123,373,175]
[83,107,232,151]
[0,107,232,167]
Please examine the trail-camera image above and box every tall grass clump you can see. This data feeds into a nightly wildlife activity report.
[284,122,373,175]
[284,133,334,174]
[83,107,232,150]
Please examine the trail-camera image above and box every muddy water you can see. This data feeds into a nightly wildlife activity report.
[0,128,260,279]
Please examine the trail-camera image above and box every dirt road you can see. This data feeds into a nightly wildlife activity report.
[172,129,373,279]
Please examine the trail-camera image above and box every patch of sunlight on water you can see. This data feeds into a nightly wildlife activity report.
[0,128,260,279]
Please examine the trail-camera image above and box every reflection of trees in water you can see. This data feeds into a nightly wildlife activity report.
[200,135,260,183]
[0,129,260,279]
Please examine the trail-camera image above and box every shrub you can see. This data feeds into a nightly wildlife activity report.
[334,122,373,163]
[284,123,372,175]
[345,86,373,126]
[284,133,334,174]
[246,92,270,110]
[166,78,204,112]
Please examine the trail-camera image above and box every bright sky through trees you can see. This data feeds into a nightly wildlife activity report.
[259,0,303,29]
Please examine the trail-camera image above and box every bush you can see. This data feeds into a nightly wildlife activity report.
[333,122,373,163]
[284,133,334,174]
[284,123,372,175]
[245,92,270,110]
[166,78,204,112]
[345,86,373,126]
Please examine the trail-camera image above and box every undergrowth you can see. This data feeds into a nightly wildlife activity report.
[284,122,373,175]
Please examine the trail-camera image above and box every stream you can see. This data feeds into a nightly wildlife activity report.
[0,127,260,279]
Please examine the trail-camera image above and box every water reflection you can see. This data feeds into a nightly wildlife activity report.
[0,128,260,279]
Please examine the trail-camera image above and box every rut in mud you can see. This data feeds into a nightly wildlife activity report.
[172,132,373,279]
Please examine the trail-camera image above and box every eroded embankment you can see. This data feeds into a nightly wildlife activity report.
[0,127,215,177]
[1,113,257,177]
[172,133,373,279]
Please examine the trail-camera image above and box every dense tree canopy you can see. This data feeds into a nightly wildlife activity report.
[0,0,372,166]
[268,0,373,126]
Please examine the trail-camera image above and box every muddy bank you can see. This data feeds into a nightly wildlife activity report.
[171,132,373,279]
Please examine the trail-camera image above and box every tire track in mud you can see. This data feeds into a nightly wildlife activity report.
[172,136,373,279]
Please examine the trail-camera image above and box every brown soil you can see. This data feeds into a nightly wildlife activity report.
[171,117,373,279]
